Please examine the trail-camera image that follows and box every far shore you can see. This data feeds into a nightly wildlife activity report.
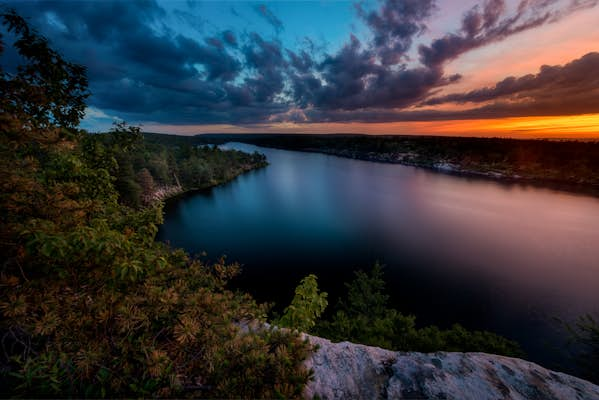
[146,161,268,206]
[292,146,599,198]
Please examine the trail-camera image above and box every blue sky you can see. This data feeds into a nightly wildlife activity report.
[181,2,361,51]
[2,0,599,136]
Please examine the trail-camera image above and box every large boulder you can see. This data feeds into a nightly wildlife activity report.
[304,335,599,400]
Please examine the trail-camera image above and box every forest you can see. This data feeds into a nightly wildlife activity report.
[185,133,599,196]
[89,125,267,208]
[1,9,597,398]
[0,11,306,398]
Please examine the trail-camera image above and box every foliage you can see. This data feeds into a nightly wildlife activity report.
[315,264,524,358]
[208,327,312,398]
[0,11,310,398]
[136,168,155,198]
[562,314,599,384]
[84,126,267,208]
[277,274,328,333]
[0,9,88,129]
[409,324,525,356]
[228,134,599,195]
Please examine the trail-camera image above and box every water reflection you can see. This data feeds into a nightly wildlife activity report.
[158,142,599,370]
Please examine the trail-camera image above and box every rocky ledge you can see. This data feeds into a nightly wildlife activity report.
[303,335,599,400]
[142,184,183,205]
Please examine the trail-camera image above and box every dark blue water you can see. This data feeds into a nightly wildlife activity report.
[158,142,599,370]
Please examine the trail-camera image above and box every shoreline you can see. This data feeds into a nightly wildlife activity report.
[250,144,599,198]
[148,161,269,206]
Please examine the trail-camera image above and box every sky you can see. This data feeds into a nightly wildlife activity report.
[2,0,599,137]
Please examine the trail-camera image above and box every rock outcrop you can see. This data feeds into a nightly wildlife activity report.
[303,335,599,400]
[142,184,183,205]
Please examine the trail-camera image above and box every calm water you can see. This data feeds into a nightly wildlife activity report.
[158,142,599,370]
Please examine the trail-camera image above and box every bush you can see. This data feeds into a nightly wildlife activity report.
[0,10,310,398]
[561,314,599,384]
[315,264,524,357]
[276,274,328,332]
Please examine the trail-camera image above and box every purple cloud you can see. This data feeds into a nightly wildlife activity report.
[2,0,597,126]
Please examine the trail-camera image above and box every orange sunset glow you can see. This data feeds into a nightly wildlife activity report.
[143,114,599,138]
[4,1,599,397]
[14,0,587,138]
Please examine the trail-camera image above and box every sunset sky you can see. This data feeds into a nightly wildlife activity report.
[4,0,599,137]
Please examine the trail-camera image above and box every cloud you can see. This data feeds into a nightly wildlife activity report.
[356,0,436,65]
[253,4,284,34]
[419,0,598,68]
[80,106,122,132]
[173,9,204,33]
[283,0,455,112]
[301,52,599,123]
[242,33,287,103]
[298,35,449,111]
[421,51,599,118]
[286,49,314,73]
[283,52,599,123]
[222,30,237,47]
[287,0,599,120]
[280,0,443,112]
[2,0,597,127]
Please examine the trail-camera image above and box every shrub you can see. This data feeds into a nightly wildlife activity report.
[277,274,328,333]
[315,264,524,357]
[0,10,311,398]
[561,314,599,384]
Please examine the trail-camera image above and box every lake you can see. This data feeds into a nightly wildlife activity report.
[157,142,599,370]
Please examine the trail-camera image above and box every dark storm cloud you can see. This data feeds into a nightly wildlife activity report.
[242,33,287,103]
[205,37,224,49]
[419,0,598,68]
[3,0,168,81]
[1,0,251,122]
[181,36,242,81]
[422,52,599,116]
[253,4,284,34]
[284,51,599,123]
[41,0,165,43]
[307,52,599,123]
[2,0,597,126]
[301,34,448,111]
[286,49,314,73]
[222,30,238,47]
[285,0,454,112]
[313,35,381,108]
[356,0,436,65]
[172,9,204,34]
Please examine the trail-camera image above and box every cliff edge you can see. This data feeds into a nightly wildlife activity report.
[304,335,599,400]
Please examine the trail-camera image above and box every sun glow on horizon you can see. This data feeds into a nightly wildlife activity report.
[143,114,599,139]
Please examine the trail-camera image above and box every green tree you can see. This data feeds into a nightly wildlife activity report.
[341,262,389,317]
[0,10,311,398]
[562,314,599,384]
[114,152,142,208]
[277,274,328,332]
[315,264,523,357]
[0,10,88,130]
[147,153,171,184]
[410,324,524,357]
[316,263,416,349]
[136,168,155,200]
[108,121,143,152]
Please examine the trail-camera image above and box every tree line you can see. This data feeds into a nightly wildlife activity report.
[1,9,597,398]
[86,123,267,208]
[277,266,599,385]
[0,10,304,398]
